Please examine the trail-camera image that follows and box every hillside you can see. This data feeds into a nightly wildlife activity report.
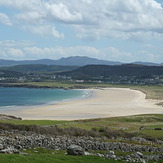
[59,64,163,80]
[0,70,25,78]
[0,64,78,73]
[0,64,163,85]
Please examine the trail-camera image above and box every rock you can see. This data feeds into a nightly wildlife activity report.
[96,153,104,157]
[0,144,3,150]
[0,146,20,154]
[141,159,146,163]
[19,152,28,155]
[109,150,115,155]
[0,129,163,162]
[110,155,116,159]
[0,114,22,120]
[107,150,116,159]
[84,151,91,156]
[136,151,144,157]
[67,145,85,156]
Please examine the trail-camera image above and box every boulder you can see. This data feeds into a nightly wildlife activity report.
[67,145,85,156]
[108,150,116,159]
[0,114,22,120]
[136,151,144,158]
[0,144,3,150]
[0,147,20,154]
[109,150,115,155]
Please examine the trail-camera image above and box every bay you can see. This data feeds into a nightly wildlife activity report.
[0,87,88,109]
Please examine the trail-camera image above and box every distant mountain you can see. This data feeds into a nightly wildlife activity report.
[132,61,162,66]
[0,56,162,67]
[0,64,78,73]
[0,59,56,66]
[53,56,122,66]
[0,59,16,66]
[59,64,163,80]
[0,56,122,67]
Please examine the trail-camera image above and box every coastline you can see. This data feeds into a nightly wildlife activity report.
[1,88,162,120]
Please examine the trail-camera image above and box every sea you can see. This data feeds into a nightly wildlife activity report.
[0,87,89,109]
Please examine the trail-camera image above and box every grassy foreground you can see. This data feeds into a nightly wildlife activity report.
[0,150,120,163]
[0,149,163,163]
[0,114,163,140]
[0,114,163,163]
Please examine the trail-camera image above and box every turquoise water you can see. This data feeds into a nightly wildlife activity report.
[0,87,88,109]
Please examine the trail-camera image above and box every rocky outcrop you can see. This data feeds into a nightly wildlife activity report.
[0,146,20,154]
[0,132,162,153]
[0,129,162,162]
[67,145,85,156]
[0,114,22,120]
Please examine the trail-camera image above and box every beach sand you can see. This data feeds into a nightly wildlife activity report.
[1,88,163,120]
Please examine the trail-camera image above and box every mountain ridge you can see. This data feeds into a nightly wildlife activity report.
[0,56,122,66]
[0,56,162,67]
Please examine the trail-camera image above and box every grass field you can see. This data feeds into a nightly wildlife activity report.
[1,114,163,141]
[0,120,68,126]
[128,85,163,100]
[1,149,163,163]
[0,149,122,163]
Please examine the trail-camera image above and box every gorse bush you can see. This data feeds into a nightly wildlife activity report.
[0,123,133,139]
[0,123,99,137]
[97,127,134,139]
[0,122,161,141]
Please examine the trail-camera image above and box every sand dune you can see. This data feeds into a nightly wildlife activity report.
[2,88,162,120]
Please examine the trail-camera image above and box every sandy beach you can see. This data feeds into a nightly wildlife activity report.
[1,88,162,120]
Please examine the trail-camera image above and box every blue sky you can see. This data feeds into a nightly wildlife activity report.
[0,0,163,63]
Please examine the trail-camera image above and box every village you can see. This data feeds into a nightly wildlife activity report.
[0,71,163,86]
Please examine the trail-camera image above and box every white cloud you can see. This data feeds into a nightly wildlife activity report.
[23,25,64,39]
[21,45,163,63]
[138,50,159,62]
[102,47,132,61]
[45,3,83,23]
[21,46,133,62]
[16,11,45,24]
[0,13,12,26]
[82,0,93,4]
[75,0,163,40]
[0,48,24,59]
[0,0,163,40]
[0,40,32,59]
[0,39,162,63]
[0,0,41,11]
[1,43,122,60]
[7,48,24,58]
[0,40,34,47]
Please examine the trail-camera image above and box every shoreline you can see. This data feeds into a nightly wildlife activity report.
[0,88,162,120]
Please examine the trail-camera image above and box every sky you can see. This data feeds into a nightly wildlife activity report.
[0,0,163,63]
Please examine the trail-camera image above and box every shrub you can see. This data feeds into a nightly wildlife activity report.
[0,123,99,137]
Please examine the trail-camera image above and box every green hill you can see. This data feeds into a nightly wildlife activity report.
[0,64,79,73]
[0,70,24,78]
[59,64,163,80]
